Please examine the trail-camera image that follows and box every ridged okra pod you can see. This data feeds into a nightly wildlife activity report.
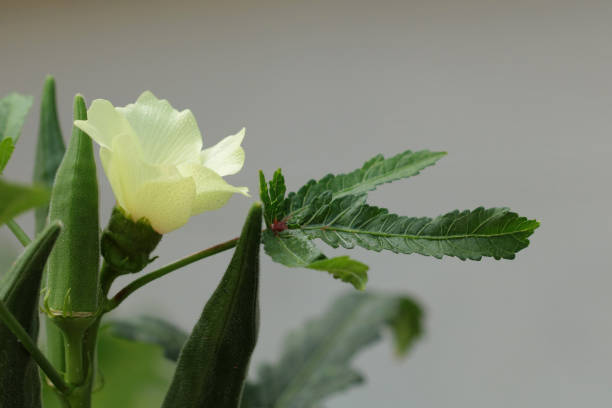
[33,76,65,233]
[34,76,68,376]
[0,222,62,408]
[45,94,99,386]
[162,203,262,408]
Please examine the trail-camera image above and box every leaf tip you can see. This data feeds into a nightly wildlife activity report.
[72,94,87,120]
[43,75,56,89]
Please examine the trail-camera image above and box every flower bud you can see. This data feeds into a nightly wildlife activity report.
[101,206,162,275]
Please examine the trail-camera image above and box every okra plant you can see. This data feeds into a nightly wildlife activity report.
[0,77,539,408]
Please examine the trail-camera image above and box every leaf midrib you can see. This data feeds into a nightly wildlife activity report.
[296,225,535,240]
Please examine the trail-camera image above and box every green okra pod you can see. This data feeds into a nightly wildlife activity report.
[45,95,99,389]
[44,95,100,385]
[33,76,68,375]
[46,94,99,317]
[0,221,62,408]
[33,76,65,234]
[162,203,262,408]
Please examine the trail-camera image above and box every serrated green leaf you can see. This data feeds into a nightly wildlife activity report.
[286,149,445,220]
[307,257,368,291]
[162,203,262,408]
[242,292,423,408]
[259,171,272,219]
[260,169,289,227]
[105,316,188,362]
[34,76,66,233]
[263,230,368,290]
[263,230,326,265]
[293,193,539,260]
[0,222,61,408]
[0,178,50,226]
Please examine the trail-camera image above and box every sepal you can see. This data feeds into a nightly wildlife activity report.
[101,206,163,275]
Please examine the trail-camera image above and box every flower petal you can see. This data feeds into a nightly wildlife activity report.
[200,128,246,176]
[117,91,202,165]
[101,131,181,218]
[130,176,197,234]
[100,146,127,209]
[179,163,249,215]
[99,130,149,211]
[74,99,133,149]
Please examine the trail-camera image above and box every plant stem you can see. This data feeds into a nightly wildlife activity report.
[65,385,92,408]
[99,261,119,296]
[106,236,239,311]
[64,327,86,385]
[6,219,31,246]
[0,299,70,394]
[46,316,66,373]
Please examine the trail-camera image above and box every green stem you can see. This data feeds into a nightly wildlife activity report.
[83,317,102,391]
[65,385,91,408]
[106,236,239,311]
[46,316,66,373]
[99,261,119,296]
[6,219,31,246]
[0,299,70,394]
[64,328,85,385]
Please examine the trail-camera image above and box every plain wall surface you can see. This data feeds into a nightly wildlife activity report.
[1,1,611,406]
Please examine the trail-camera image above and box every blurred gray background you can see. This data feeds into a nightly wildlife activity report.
[2,0,611,406]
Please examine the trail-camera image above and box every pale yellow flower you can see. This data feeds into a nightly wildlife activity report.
[75,91,248,233]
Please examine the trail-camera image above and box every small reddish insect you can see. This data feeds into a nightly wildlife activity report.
[270,216,290,235]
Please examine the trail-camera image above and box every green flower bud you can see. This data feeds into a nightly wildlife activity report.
[101,206,162,275]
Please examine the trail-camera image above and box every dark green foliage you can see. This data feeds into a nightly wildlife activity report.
[0,92,33,174]
[262,230,324,266]
[242,292,423,408]
[260,171,370,289]
[263,230,368,290]
[0,222,62,408]
[33,76,66,233]
[260,169,289,227]
[286,149,446,220]
[105,316,188,361]
[260,150,538,264]
[46,94,100,314]
[296,194,539,260]
[162,203,262,408]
